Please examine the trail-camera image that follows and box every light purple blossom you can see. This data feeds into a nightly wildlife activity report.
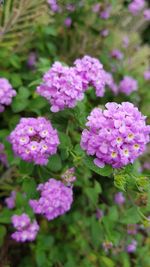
[143,162,150,170]
[127,224,138,235]
[61,168,76,186]
[144,70,150,80]
[128,0,145,15]
[81,102,150,168]
[92,3,101,13]
[74,55,107,97]
[122,36,130,48]
[5,191,16,209]
[64,17,72,28]
[100,5,112,20]
[102,241,113,252]
[0,78,16,112]
[100,29,109,37]
[11,213,39,242]
[0,143,8,167]
[27,52,37,69]
[114,192,125,205]
[118,76,138,95]
[105,72,118,95]
[143,9,150,21]
[47,0,60,12]
[9,117,59,165]
[29,178,73,221]
[66,4,75,12]
[126,240,137,253]
[96,209,104,220]
[37,62,85,112]
[111,49,124,60]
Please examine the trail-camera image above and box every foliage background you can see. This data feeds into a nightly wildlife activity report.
[0,0,150,266]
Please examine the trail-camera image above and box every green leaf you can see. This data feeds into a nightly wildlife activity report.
[22,178,37,198]
[0,209,13,224]
[85,181,102,206]
[27,97,48,113]
[19,160,34,175]
[120,207,141,224]
[58,131,72,150]
[84,156,113,177]
[114,173,127,191]
[100,256,115,267]
[47,154,62,172]
[12,96,29,113]
[0,225,6,247]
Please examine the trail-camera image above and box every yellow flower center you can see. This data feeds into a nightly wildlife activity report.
[42,145,48,150]
[116,137,122,143]
[128,133,134,140]
[20,137,26,142]
[111,152,117,158]
[133,144,140,150]
[42,130,48,136]
[123,149,129,156]
[31,145,37,151]
[28,127,33,132]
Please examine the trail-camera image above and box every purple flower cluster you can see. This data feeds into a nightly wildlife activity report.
[29,178,73,220]
[111,49,124,60]
[0,143,8,167]
[74,55,107,97]
[27,52,37,69]
[0,78,16,113]
[37,62,85,112]
[119,76,138,95]
[92,3,101,13]
[144,69,150,80]
[128,0,145,15]
[144,9,150,21]
[105,72,118,95]
[47,0,60,12]
[122,36,130,48]
[102,241,113,252]
[37,56,107,111]
[127,224,138,235]
[114,192,125,205]
[9,117,59,165]
[81,102,150,168]
[96,208,104,220]
[100,29,109,37]
[100,5,112,20]
[5,191,16,209]
[11,213,39,242]
[61,167,76,186]
[126,240,137,253]
[64,17,72,27]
